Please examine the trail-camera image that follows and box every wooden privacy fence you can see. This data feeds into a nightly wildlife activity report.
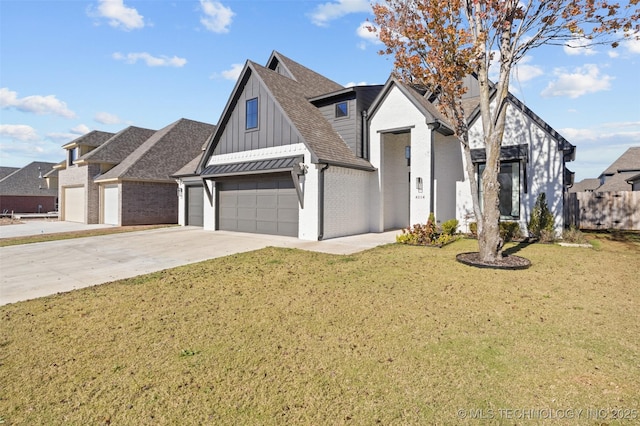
[566,191,640,231]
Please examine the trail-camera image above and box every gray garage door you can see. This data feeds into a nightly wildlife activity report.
[186,185,204,227]
[218,175,298,237]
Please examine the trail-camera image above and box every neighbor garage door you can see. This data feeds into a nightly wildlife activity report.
[186,185,204,227]
[103,184,119,225]
[64,187,85,223]
[217,175,298,237]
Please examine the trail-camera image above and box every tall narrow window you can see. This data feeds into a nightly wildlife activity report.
[335,101,348,118]
[246,98,258,130]
[478,161,520,219]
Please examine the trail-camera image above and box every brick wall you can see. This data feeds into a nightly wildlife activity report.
[0,196,57,213]
[323,166,370,239]
[120,181,178,225]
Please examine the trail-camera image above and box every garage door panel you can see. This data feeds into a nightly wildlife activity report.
[103,185,119,225]
[64,187,85,223]
[237,207,256,220]
[237,220,257,233]
[186,186,203,226]
[217,175,299,237]
[238,194,257,208]
[257,195,277,208]
[257,208,277,221]
[278,222,298,236]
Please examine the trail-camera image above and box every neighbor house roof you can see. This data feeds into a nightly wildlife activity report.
[77,126,156,165]
[0,167,19,180]
[569,178,601,193]
[96,118,215,183]
[596,147,640,192]
[0,161,58,196]
[62,130,115,150]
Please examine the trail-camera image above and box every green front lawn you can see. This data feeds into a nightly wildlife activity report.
[1,236,638,425]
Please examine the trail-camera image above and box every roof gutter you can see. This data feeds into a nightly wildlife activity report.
[318,163,330,241]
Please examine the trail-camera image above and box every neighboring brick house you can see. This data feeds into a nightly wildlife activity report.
[0,162,58,214]
[93,118,215,226]
[177,51,575,240]
[58,127,154,223]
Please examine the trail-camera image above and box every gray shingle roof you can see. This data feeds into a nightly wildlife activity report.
[600,147,640,176]
[598,171,636,192]
[78,126,157,165]
[269,51,344,99]
[172,152,205,178]
[251,62,373,170]
[62,130,115,149]
[569,178,601,193]
[96,118,215,182]
[0,161,58,196]
[0,167,19,180]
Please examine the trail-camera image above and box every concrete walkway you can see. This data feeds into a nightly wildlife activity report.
[0,224,398,305]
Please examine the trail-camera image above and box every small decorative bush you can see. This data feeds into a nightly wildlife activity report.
[562,226,588,244]
[441,219,459,236]
[469,222,478,237]
[499,221,522,242]
[396,214,459,247]
[529,193,555,239]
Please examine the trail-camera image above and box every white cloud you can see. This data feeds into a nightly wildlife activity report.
[309,0,372,27]
[113,52,187,67]
[345,81,368,87]
[0,88,76,118]
[95,112,122,125]
[513,56,544,82]
[200,0,234,33]
[91,0,145,31]
[220,63,243,81]
[356,21,380,49]
[71,124,91,134]
[488,53,543,84]
[0,124,39,141]
[563,36,597,56]
[541,64,613,99]
[622,36,640,54]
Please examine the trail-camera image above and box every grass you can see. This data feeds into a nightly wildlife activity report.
[1,235,639,425]
[0,224,172,247]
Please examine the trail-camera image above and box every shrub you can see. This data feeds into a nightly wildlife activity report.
[499,221,522,242]
[562,226,587,244]
[529,193,554,239]
[441,219,459,236]
[396,213,459,247]
[469,222,478,237]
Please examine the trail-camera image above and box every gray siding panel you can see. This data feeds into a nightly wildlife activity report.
[214,73,301,156]
[319,99,358,156]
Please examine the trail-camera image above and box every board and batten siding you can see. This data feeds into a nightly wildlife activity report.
[213,72,302,155]
[317,98,358,156]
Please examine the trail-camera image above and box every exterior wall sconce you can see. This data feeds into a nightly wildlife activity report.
[416,177,423,193]
[177,187,183,197]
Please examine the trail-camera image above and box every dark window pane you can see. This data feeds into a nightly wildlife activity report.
[246,98,258,129]
[335,101,348,118]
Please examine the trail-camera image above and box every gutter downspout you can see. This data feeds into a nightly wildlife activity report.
[427,122,438,215]
[318,163,330,240]
[362,110,369,160]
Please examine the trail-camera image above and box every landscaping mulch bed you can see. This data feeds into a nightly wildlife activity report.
[456,251,532,269]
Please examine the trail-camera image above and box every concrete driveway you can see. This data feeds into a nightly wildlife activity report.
[0,225,397,305]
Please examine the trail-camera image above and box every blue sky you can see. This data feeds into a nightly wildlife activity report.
[1,0,639,182]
